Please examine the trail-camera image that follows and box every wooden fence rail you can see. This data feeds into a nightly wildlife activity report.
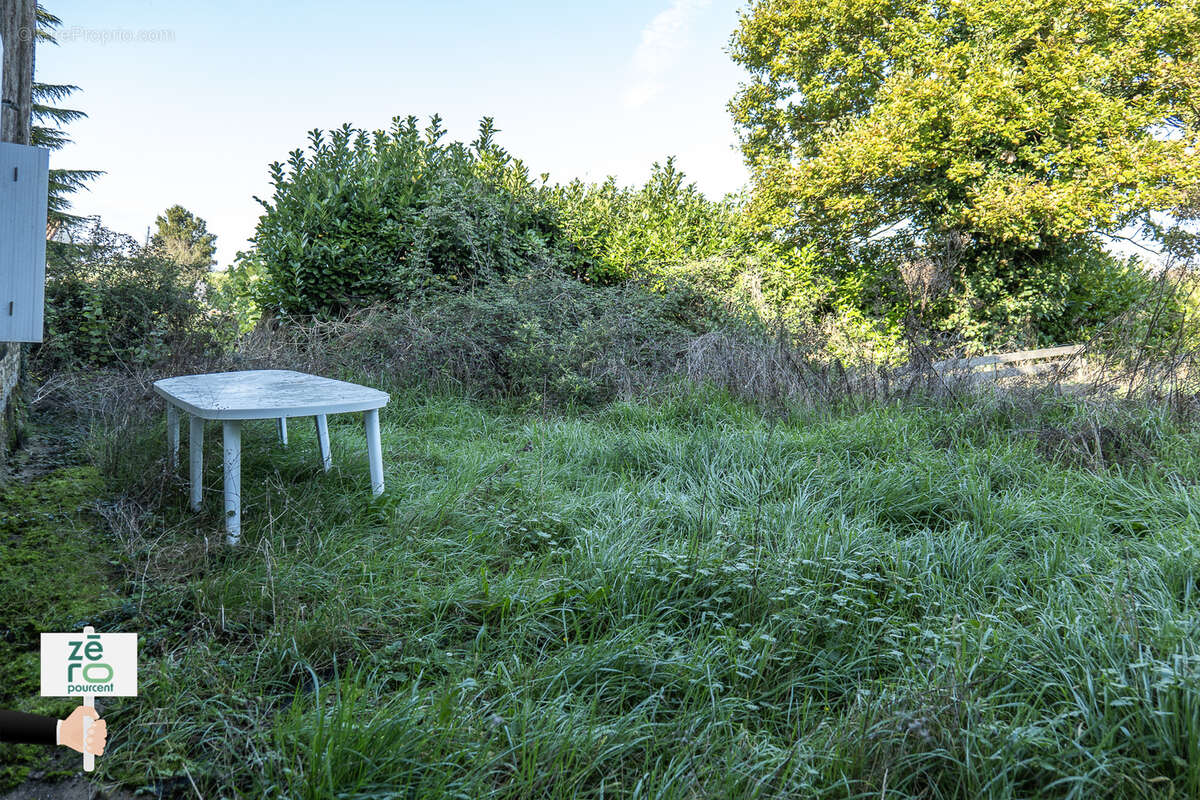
[932,344,1084,382]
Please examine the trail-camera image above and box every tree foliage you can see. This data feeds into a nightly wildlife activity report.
[730,0,1200,343]
[151,204,217,272]
[34,7,102,235]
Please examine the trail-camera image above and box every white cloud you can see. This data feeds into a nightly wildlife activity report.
[624,0,711,110]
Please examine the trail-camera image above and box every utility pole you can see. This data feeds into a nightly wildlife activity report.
[1,0,36,146]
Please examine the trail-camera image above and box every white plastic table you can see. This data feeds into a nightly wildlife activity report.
[152,370,390,544]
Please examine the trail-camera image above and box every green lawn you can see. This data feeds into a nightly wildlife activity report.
[8,385,1200,798]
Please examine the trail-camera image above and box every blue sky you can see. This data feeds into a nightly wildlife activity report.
[38,1,751,266]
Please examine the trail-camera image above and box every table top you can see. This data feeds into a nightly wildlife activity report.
[153,370,390,420]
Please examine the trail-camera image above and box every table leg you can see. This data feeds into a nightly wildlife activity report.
[189,416,204,511]
[364,408,383,496]
[223,420,242,545]
[277,417,288,446]
[166,404,179,470]
[314,414,331,472]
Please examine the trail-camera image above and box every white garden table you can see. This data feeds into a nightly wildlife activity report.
[153,370,390,545]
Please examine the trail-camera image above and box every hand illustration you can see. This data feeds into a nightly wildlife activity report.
[60,705,106,755]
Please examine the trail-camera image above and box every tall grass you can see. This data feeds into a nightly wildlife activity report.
[73,382,1200,799]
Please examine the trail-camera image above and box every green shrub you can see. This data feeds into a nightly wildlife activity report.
[242,115,755,318]
[246,116,569,316]
[931,240,1160,348]
[544,158,745,283]
[38,220,230,370]
[653,244,912,365]
[206,261,262,336]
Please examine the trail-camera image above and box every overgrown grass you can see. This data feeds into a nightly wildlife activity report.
[0,461,123,789]
[12,382,1200,798]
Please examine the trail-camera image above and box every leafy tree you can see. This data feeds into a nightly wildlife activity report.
[729,0,1200,344]
[34,7,102,236]
[151,204,217,272]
